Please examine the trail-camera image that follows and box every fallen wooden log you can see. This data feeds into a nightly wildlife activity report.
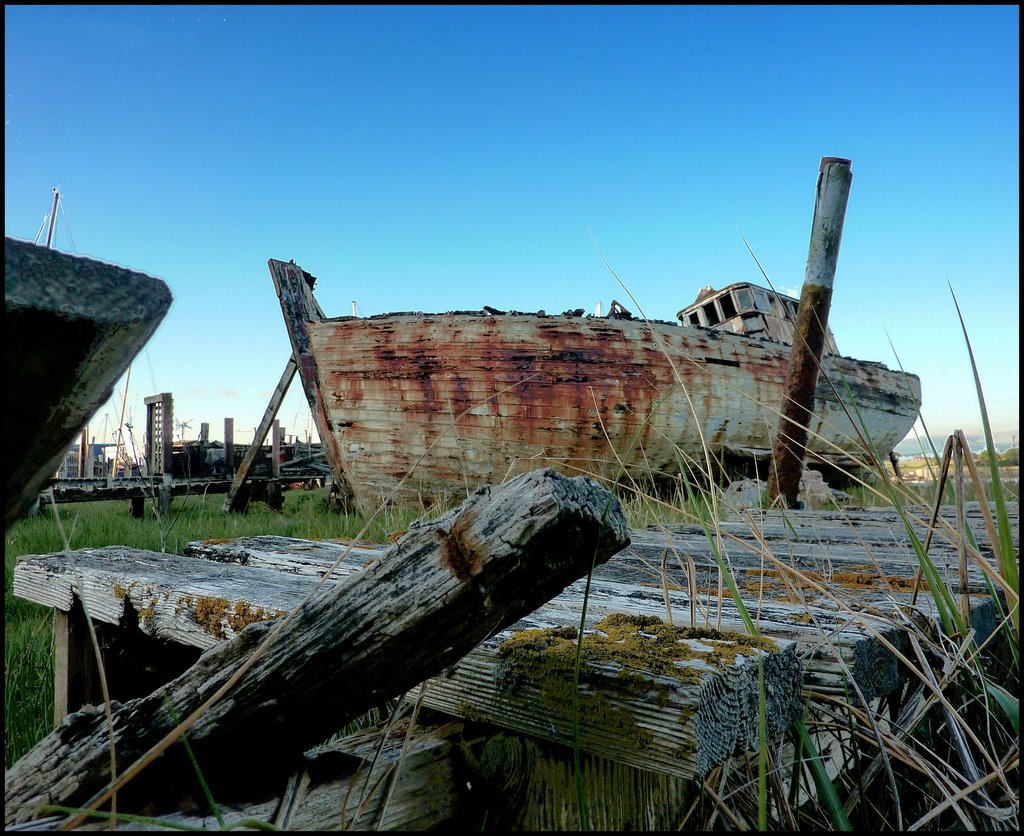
[4,468,630,826]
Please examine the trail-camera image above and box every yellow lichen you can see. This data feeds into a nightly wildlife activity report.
[744,568,927,593]
[193,596,232,639]
[191,596,285,639]
[455,700,486,722]
[225,600,287,634]
[136,594,160,627]
[497,614,779,754]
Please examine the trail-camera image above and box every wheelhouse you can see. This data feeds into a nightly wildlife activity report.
[676,282,839,354]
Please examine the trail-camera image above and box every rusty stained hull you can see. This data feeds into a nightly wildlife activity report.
[305,313,921,512]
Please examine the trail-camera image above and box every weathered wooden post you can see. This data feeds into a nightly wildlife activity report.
[767,157,853,508]
[267,420,284,510]
[223,417,234,476]
[76,427,89,478]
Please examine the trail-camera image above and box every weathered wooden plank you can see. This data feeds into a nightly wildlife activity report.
[7,719,466,831]
[37,476,320,507]
[12,544,804,786]
[420,612,802,781]
[4,468,630,826]
[8,714,707,831]
[459,722,700,830]
[180,499,1017,701]
[182,535,899,701]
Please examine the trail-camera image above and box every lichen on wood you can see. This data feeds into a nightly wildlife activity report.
[496,613,783,754]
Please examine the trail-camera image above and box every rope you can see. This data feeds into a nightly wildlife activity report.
[59,196,77,253]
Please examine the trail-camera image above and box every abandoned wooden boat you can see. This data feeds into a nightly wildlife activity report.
[5,236,173,526]
[270,258,921,513]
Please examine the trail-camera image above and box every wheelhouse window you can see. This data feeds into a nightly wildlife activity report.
[702,302,720,325]
[752,288,771,313]
[734,287,753,313]
[719,293,738,320]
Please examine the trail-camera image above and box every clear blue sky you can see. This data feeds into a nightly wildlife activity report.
[5,5,1019,457]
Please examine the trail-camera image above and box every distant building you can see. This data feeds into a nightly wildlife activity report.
[56,442,107,479]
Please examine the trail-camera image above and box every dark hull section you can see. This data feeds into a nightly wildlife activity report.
[5,237,172,526]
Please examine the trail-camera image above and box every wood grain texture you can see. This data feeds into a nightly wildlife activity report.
[4,468,628,826]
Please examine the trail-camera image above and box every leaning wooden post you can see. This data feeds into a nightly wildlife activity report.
[221,359,297,513]
[767,157,853,508]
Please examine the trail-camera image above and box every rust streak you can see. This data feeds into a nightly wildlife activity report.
[439,511,481,581]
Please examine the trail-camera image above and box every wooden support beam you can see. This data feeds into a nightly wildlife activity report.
[268,258,356,510]
[53,600,104,724]
[221,360,296,513]
[768,157,853,508]
[271,420,281,478]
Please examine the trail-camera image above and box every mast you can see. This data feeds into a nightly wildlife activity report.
[45,187,60,248]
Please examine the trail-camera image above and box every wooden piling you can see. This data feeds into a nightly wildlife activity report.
[767,157,853,507]
[77,427,89,479]
[223,417,234,475]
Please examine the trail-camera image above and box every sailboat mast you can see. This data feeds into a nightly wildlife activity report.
[44,187,60,248]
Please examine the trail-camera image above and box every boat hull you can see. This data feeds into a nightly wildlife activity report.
[5,237,173,526]
[307,313,919,513]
